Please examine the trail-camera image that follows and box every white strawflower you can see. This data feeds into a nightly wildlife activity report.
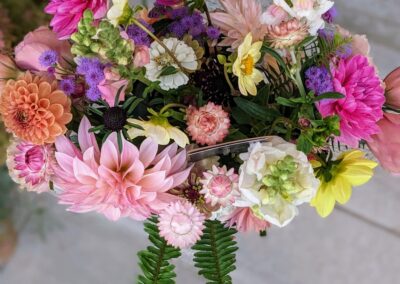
[145,38,198,90]
[236,136,319,228]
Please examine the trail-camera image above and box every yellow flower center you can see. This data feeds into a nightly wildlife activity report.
[241,55,254,76]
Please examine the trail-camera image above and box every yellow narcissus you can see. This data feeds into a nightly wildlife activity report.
[232,33,264,96]
[311,150,378,218]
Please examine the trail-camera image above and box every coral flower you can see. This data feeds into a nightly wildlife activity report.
[368,113,400,174]
[14,26,72,72]
[311,150,377,217]
[186,102,230,146]
[221,207,270,233]
[211,0,269,48]
[232,33,264,96]
[45,0,108,39]
[53,117,192,221]
[158,201,205,249]
[6,139,54,193]
[384,67,400,109]
[317,55,385,147]
[200,166,240,207]
[0,72,72,145]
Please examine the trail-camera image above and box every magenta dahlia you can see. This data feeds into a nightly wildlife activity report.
[317,55,385,147]
[45,0,108,39]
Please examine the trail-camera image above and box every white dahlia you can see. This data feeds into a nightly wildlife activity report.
[236,136,319,228]
[145,38,198,90]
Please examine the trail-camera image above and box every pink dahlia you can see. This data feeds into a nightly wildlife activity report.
[221,207,270,233]
[186,102,230,146]
[45,0,108,40]
[6,139,54,193]
[211,0,269,48]
[317,55,385,147]
[200,166,240,207]
[53,116,192,221]
[158,201,205,249]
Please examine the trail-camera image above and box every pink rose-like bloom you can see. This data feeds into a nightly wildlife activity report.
[45,0,108,40]
[384,67,400,109]
[158,201,205,249]
[14,26,72,72]
[221,207,270,233]
[317,55,385,147]
[98,67,128,106]
[368,113,400,174]
[53,116,192,221]
[186,102,230,146]
[134,45,151,68]
[6,139,54,193]
[261,4,289,26]
[200,165,240,207]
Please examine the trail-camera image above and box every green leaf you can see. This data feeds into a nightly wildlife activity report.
[261,44,290,74]
[234,97,279,122]
[159,66,178,77]
[276,97,299,107]
[297,133,314,154]
[192,220,238,284]
[137,217,181,284]
[313,92,345,102]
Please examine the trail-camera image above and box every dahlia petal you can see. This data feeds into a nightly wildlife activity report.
[139,138,158,168]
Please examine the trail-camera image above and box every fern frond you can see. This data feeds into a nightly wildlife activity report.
[137,216,181,284]
[192,220,238,284]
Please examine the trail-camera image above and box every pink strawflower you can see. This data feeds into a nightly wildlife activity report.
[200,166,240,207]
[261,4,289,26]
[186,102,230,146]
[211,0,269,48]
[98,67,128,106]
[133,45,151,68]
[368,113,400,175]
[221,207,270,233]
[45,0,108,40]
[14,26,72,72]
[53,116,192,221]
[6,139,54,193]
[158,201,205,249]
[317,55,385,147]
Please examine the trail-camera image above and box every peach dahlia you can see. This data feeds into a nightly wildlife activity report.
[0,72,72,145]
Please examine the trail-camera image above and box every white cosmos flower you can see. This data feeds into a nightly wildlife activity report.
[107,0,129,26]
[237,136,319,228]
[273,0,334,35]
[145,38,198,91]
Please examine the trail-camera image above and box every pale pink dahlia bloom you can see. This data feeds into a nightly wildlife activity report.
[6,139,54,193]
[45,0,108,40]
[317,55,385,147]
[200,166,240,207]
[211,0,269,48]
[221,207,270,233]
[186,102,230,146]
[53,116,192,221]
[158,201,205,249]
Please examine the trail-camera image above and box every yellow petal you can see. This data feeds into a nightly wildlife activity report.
[168,126,189,148]
[146,125,170,145]
[238,33,253,58]
[332,177,352,204]
[311,183,336,218]
[243,76,257,96]
[339,165,375,187]
[238,76,248,96]
[251,69,264,84]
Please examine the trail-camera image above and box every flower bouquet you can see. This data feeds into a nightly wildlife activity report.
[1,0,400,282]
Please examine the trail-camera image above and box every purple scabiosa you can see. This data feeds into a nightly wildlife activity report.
[60,78,76,96]
[206,27,220,40]
[39,50,58,67]
[305,66,334,96]
[86,86,102,101]
[77,57,104,75]
[85,67,105,86]
[322,6,338,24]
[126,20,154,47]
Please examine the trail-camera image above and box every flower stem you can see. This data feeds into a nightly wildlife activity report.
[290,49,306,98]
[223,64,236,95]
[160,103,187,115]
[130,18,189,74]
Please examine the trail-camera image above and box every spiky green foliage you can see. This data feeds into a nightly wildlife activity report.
[192,220,238,284]
[71,10,133,66]
[137,216,181,284]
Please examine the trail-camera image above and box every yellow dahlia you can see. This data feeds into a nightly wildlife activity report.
[232,33,264,96]
[311,150,378,218]
[0,72,72,145]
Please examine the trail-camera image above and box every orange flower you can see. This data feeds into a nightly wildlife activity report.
[0,72,72,145]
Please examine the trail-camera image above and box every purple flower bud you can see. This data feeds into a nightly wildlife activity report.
[39,50,58,67]
[60,78,76,96]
